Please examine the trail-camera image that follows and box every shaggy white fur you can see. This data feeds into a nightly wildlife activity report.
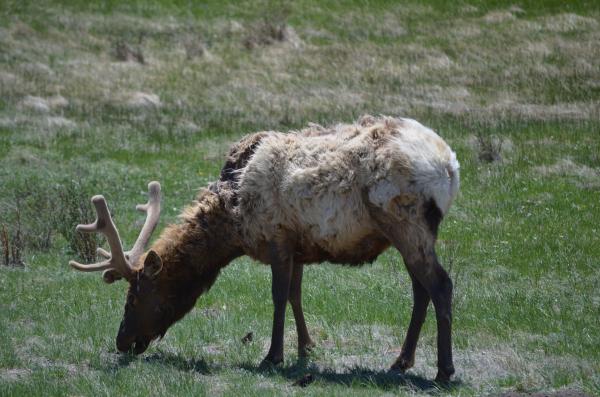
[237,116,459,256]
[391,118,460,215]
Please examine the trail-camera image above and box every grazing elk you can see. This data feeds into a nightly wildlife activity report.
[70,115,460,382]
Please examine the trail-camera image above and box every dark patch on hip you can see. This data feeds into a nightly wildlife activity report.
[424,198,443,237]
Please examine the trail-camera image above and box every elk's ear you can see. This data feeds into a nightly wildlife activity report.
[143,250,163,278]
[102,269,123,284]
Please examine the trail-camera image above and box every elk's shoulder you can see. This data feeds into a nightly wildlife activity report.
[220,132,274,184]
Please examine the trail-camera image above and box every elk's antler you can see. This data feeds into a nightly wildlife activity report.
[69,181,161,283]
[129,181,161,261]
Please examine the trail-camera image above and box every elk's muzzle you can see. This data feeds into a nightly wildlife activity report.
[116,319,154,354]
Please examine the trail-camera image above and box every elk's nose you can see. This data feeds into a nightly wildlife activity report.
[116,320,135,353]
[116,337,134,353]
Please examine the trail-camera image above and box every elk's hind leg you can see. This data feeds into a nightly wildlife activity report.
[391,272,430,372]
[363,192,454,382]
[288,263,315,357]
[402,252,454,383]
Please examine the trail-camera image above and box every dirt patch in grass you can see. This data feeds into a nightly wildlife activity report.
[535,159,598,178]
[535,158,600,189]
[0,368,32,382]
[44,116,77,129]
[495,389,591,397]
[123,92,161,109]
[12,335,92,375]
[542,13,599,32]
[483,11,516,24]
[18,95,69,114]
[19,96,51,113]
[0,71,20,86]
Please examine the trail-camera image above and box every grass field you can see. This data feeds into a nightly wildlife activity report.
[1,0,599,395]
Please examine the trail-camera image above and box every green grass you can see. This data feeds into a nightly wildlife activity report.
[1,1,599,396]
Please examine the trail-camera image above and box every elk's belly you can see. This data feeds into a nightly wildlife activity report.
[284,189,391,265]
[241,187,393,265]
[294,232,391,265]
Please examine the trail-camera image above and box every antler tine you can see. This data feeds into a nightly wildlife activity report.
[69,195,133,277]
[96,247,111,259]
[69,259,113,272]
[128,181,161,262]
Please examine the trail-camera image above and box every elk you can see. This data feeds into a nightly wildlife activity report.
[70,115,460,382]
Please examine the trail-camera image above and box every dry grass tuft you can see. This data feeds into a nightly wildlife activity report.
[44,116,76,129]
[543,13,599,32]
[125,92,161,109]
[21,62,54,78]
[476,132,504,163]
[483,11,517,24]
[18,95,69,114]
[535,158,598,178]
[1,223,25,267]
[0,71,19,86]
[55,180,101,262]
[243,4,301,50]
[47,95,69,108]
[114,39,145,64]
[535,158,600,189]
[0,177,65,266]
[244,22,294,49]
[19,96,51,113]
[183,34,208,60]
[0,368,32,382]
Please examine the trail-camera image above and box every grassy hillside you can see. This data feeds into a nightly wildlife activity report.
[0,1,599,395]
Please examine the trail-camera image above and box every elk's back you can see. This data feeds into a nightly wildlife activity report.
[235,116,458,264]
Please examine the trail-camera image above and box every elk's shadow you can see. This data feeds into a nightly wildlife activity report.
[110,351,461,393]
[105,350,212,375]
[142,351,212,374]
[240,359,459,393]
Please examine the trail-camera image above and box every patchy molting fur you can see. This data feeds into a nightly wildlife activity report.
[160,115,460,271]
[235,115,459,264]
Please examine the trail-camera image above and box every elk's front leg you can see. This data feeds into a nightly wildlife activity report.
[261,242,293,366]
[289,263,315,357]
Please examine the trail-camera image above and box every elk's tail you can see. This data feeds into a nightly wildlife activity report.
[446,151,460,211]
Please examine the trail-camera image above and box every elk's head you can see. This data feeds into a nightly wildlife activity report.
[69,182,172,354]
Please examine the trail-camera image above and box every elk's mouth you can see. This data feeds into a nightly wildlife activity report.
[117,335,152,355]
[133,336,151,354]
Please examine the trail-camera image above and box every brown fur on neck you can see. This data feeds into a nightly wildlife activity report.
[146,188,243,323]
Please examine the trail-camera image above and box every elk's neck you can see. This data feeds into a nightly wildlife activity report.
[149,189,242,311]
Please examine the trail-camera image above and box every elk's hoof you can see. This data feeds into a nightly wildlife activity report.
[390,356,414,372]
[434,365,455,385]
[259,355,283,370]
[298,340,316,357]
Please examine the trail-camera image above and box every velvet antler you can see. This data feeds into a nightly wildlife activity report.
[69,182,161,283]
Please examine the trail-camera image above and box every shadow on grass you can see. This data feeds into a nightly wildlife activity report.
[103,350,212,375]
[108,351,462,393]
[142,351,212,374]
[240,359,462,393]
